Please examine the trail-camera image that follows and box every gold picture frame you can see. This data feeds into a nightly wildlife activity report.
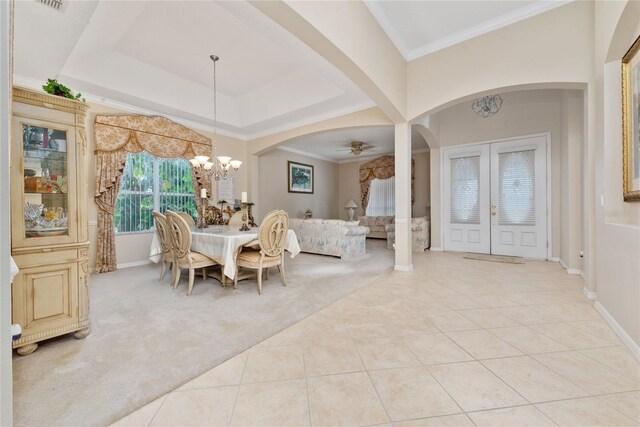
[622,35,640,201]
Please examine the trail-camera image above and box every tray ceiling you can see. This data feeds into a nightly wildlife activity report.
[13,0,373,139]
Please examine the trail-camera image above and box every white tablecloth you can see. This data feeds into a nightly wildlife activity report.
[10,256,19,281]
[149,226,300,279]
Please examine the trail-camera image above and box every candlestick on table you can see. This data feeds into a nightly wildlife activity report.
[239,202,250,231]
[199,191,208,228]
[241,191,248,203]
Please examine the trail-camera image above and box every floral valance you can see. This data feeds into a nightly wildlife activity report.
[93,115,212,273]
[359,155,415,210]
[94,115,211,159]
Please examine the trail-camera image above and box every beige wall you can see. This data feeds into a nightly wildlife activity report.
[430,89,583,264]
[594,1,640,349]
[247,108,392,219]
[258,149,339,220]
[337,151,431,221]
[559,90,584,271]
[85,102,247,270]
[407,2,594,120]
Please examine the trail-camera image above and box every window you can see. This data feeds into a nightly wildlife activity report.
[366,177,395,216]
[450,156,480,224]
[114,152,197,234]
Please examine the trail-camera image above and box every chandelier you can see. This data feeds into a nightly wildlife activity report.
[190,55,242,180]
[472,94,503,118]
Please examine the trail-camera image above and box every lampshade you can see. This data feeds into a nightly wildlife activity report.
[217,156,232,165]
[345,200,358,208]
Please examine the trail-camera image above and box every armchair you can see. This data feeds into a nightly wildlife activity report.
[385,217,430,252]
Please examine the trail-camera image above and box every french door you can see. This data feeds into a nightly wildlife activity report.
[443,135,548,259]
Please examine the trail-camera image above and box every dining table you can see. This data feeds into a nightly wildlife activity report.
[148,225,301,280]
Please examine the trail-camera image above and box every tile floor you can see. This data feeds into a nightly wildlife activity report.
[113,251,640,427]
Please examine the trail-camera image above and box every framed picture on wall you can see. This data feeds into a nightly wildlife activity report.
[288,161,314,194]
[622,34,640,201]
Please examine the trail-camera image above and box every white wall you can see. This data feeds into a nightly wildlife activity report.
[594,1,640,352]
[430,89,583,264]
[0,0,13,423]
[85,103,248,270]
[258,149,339,220]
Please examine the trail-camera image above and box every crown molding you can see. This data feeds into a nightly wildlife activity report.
[13,75,378,145]
[367,1,572,62]
[337,147,429,164]
[363,1,411,60]
[12,74,248,140]
[407,1,571,60]
[244,100,377,141]
[275,146,335,163]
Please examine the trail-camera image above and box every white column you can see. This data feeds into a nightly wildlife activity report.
[0,0,13,424]
[249,154,260,220]
[429,147,442,251]
[394,122,412,271]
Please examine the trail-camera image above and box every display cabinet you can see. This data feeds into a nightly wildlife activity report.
[10,88,90,355]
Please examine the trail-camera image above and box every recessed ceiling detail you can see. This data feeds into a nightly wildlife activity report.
[278,126,428,163]
[13,0,373,140]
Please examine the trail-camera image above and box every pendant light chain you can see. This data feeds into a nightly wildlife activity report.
[190,55,242,180]
[212,54,217,148]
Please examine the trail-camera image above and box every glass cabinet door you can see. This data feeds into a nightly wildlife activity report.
[22,124,70,239]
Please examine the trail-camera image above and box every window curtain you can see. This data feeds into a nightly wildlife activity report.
[94,115,211,273]
[359,155,415,212]
[366,177,395,216]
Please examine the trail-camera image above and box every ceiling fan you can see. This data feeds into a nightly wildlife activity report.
[341,140,373,156]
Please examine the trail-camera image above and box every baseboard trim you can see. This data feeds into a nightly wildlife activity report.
[549,256,560,262]
[116,260,153,270]
[595,301,640,362]
[557,258,583,276]
[429,247,443,252]
[582,286,597,301]
[394,264,414,272]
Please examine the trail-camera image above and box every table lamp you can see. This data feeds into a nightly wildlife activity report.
[345,199,358,221]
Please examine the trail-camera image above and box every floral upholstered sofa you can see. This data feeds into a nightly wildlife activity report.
[357,216,394,239]
[385,217,431,252]
[289,218,370,259]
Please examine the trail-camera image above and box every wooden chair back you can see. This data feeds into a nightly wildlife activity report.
[228,211,244,226]
[176,211,196,228]
[152,211,171,254]
[257,210,288,257]
[166,211,192,260]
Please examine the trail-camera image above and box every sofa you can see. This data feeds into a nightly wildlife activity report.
[357,216,394,239]
[289,218,370,259]
[385,217,431,252]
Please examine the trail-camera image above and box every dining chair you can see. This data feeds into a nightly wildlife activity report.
[234,210,289,294]
[176,211,196,228]
[152,211,173,282]
[166,211,218,295]
[227,211,244,227]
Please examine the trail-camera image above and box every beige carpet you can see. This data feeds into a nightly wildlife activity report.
[12,240,392,426]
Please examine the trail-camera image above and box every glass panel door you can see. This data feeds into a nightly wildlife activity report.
[22,124,69,239]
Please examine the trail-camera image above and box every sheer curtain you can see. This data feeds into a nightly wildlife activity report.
[366,177,395,216]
